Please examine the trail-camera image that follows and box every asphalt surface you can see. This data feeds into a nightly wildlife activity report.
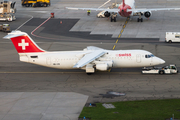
[0,8,180,103]
[0,0,180,119]
[22,18,160,42]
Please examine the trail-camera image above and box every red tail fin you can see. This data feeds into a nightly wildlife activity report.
[122,0,125,7]
[4,31,45,53]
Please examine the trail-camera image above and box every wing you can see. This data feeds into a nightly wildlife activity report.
[66,7,119,13]
[127,8,180,13]
[86,46,105,50]
[73,50,106,68]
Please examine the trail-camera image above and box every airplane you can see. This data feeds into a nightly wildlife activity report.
[4,31,165,74]
[66,0,180,22]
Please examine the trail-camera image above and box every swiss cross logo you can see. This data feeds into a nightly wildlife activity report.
[18,39,29,50]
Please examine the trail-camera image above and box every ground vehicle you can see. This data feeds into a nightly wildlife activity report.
[97,11,105,18]
[142,64,178,74]
[0,13,15,21]
[0,24,2,31]
[0,0,16,21]
[165,32,180,43]
[21,0,50,7]
[1,24,11,32]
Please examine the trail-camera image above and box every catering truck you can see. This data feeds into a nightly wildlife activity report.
[142,64,178,74]
[0,0,16,21]
[165,32,180,43]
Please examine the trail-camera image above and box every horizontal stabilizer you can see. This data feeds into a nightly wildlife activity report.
[3,31,27,39]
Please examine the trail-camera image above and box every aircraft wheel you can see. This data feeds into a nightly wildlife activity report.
[87,73,93,75]
[159,70,164,75]
[44,3,47,7]
[114,17,116,22]
[26,4,30,7]
[111,18,113,22]
[137,18,139,22]
[168,40,172,43]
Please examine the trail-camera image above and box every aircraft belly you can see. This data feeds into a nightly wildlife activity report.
[113,59,149,68]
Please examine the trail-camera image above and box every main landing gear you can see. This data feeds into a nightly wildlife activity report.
[137,13,143,22]
[137,18,143,22]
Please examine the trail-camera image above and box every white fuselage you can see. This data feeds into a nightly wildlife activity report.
[124,0,135,9]
[19,49,164,70]
[118,0,135,17]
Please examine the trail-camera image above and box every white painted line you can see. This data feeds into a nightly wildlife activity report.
[31,17,51,35]
[16,15,33,30]
[98,0,111,9]
[30,17,63,40]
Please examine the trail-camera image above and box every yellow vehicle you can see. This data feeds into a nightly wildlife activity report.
[1,24,11,32]
[21,0,50,7]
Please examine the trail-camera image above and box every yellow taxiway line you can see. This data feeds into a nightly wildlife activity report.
[109,17,130,72]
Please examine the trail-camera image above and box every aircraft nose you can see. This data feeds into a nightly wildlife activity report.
[159,59,165,64]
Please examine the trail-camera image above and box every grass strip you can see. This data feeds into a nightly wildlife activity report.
[79,99,180,120]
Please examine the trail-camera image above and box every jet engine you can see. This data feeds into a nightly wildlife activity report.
[144,11,151,18]
[95,60,113,71]
[104,11,111,17]
[96,63,109,71]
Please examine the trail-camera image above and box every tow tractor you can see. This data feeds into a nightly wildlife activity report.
[142,64,178,74]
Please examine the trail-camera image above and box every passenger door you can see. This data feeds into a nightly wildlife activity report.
[46,57,51,65]
[136,54,141,63]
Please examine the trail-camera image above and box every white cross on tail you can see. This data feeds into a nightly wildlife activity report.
[18,39,29,50]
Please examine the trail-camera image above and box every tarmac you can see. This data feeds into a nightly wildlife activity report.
[0,0,180,120]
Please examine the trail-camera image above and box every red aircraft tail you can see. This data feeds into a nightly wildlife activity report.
[3,31,45,53]
[122,0,125,7]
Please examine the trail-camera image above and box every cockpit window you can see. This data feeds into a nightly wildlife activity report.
[151,54,154,57]
[145,54,154,58]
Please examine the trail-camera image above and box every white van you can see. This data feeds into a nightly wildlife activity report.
[166,32,180,43]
